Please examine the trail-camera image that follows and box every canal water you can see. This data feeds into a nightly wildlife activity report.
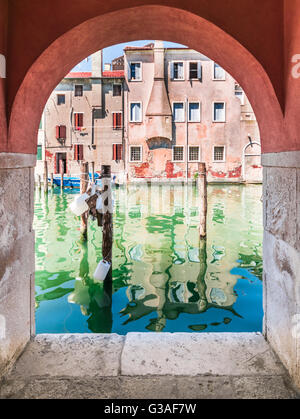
[34,183,263,334]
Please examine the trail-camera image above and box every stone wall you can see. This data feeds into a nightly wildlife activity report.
[262,151,300,388]
[0,153,35,376]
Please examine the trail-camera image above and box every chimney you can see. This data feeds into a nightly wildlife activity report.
[145,41,172,145]
[91,50,102,77]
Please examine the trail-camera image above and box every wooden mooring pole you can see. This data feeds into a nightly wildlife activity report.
[101,165,113,282]
[59,160,64,190]
[91,161,95,183]
[37,174,41,190]
[50,173,54,188]
[80,162,89,241]
[198,162,207,239]
[43,160,48,193]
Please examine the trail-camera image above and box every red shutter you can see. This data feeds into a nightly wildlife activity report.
[113,113,117,130]
[74,145,78,161]
[117,144,122,160]
[56,125,60,139]
[78,114,83,128]
[113,144,117,161]
[60,125,66,139]
[79,145,84,161]
[117,113,122,129]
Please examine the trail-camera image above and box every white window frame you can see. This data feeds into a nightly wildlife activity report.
[189,61,202,80]
[129,145,143,163]
[212,62,226,81]
[171,61,185,81]
[74,84,84,96]
[188,102,201,122]
[129,101,142,123]
[172,145,185,163]
[235,91,245,105]
[213,145,226,163]
[172,101,185,123]
[129,62,142,81]
[212,102,226,123]
[188,145,201,162]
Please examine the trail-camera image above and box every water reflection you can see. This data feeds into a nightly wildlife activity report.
[34,183,263,334]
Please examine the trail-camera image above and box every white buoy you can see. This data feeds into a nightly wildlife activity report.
[93,260,111,282]
[69,193,89,216]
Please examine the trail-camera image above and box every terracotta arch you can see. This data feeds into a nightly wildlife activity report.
[8,5,284,155]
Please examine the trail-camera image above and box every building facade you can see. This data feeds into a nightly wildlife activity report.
[124,41,261,183]
[39,42,262,183]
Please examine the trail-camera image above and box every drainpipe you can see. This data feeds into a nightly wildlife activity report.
[186,97,189,182]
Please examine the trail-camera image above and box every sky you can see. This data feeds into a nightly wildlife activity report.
[71,40,186,72]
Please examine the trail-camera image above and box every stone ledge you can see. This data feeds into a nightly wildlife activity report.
[6,334,124,379]
[262,151,300,168]
[121,333,285,377]
[0,153,36,169]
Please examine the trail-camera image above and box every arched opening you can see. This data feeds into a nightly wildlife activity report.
[2,4,300,395]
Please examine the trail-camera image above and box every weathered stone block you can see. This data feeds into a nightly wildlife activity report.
[121,332,285,376]
[264,167,297,249]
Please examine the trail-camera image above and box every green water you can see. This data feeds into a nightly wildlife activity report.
[34,183,263,334]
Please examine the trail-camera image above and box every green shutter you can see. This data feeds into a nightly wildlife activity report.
[37,145,42,160]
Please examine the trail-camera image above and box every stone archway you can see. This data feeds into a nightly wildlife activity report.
[0,3,299,392]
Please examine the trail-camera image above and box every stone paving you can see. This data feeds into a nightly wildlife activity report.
[0,333,299,399]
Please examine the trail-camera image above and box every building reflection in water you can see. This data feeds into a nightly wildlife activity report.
[34,183,263,333]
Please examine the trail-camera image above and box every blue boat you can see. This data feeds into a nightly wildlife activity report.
[50,173,102,188]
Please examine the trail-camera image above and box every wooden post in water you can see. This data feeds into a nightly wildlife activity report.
[37,174,41,190]
[101,165,113,282]
[80,161,89,241]
[43,160,48,193]
[198,162,207,239]
[59,160,64,189]
[91,161,95,183]
[50,173,54,188]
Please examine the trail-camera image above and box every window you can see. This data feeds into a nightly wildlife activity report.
[74,144,84,161]
[112,112,122,130]
[37,145,42,161]
[74,113,84,130]
[112,144,122,161]
[74,85,83,97]
[189,62,201,80]
[130,146,142,162]
[235,91,244,105]
[188,102,201,122]
[213,62,225,80]
[213,102,226,122]
[173,146,184,162]
[173,102,185,122]
[55,125,66,140]
[130,62,142,81]
[113,84,122,96]
[172,62,184,80]
[57,94,65,105]
[130,103,142,122]
[189,146,200,162]
[213,146,225,162]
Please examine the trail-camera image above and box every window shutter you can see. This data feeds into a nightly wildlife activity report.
[79,145,84,161]
[171,62,174,80]
[74,145,78,161]
[60,125,66,139]
[197,63,202,80]
[117,144,122,160]
[79,114,83,128]
[56,125,60,139]
[113,113,117,129]
[113,144,117,161]
[74,114,78,130]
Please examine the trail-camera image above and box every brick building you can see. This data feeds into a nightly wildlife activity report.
[38,42,262,183]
